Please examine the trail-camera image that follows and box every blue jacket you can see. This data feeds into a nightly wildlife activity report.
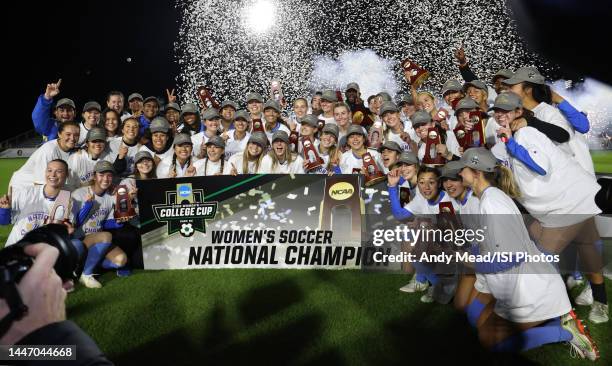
[32,94,59,140]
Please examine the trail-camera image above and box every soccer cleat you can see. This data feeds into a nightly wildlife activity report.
[420,286,434,303]
[399,275,429,293]
[561,310,599,361]
[566,275,584,291]
[79,274,102,289]
[575,284,593,306]
[117,268,132,277]
[588,301,609,324]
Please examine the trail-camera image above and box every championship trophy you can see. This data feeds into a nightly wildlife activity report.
[114,185,136,221]
[352,168,361,174]
[468,111,486,148]
[45,190,71,224]
[399,186,411,207]
[367,121,383,149]
[302,137,324,171]
[433,108,450,123]
[450,98,461,111]
[270,80,285,104]
[319,175,362,241]
[401,58,430,87]
[252,118,265,134]
[352,107,374,129]
[289,130,299,153]
[362,152,385,186]
[422,127,446,166]
[317,119,325,133]
[197,86,220,110]
[453,124,470,151]
[437,201,462,237]
[335,90,344,103]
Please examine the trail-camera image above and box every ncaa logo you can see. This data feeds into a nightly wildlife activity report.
[178,185,192,197]
[329,182,354,201]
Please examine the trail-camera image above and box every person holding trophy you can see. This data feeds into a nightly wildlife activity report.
[260,131,304,174]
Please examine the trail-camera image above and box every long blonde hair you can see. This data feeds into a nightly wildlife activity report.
[242,146,264,173]
[268,146,296,171]
[484,164,521,198]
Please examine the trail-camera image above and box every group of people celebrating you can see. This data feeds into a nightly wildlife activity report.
[0,47,608,360]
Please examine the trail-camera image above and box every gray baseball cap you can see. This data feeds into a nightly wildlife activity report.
[321,90,338,102]
[83,101,101,112]
[205,135,226,148]
[321,123,339,139]
[346,82,360,92]
[489,92,522,112]
[454,97,479,114]
[502,67,545,85]
[463,80,488,92]
[346,124,367,138]
[143,96,159,105]
[56,98,75,109]
[202,108,220,121]
[150,116,171,133]
[440,160,464,180]
[246,92,264,103]
[165,102,181,112]
[492,68,514,81]
[134,150,153,164]
[86,127,107,142]
[263,100,281,113]
[271,130,290,144]
[379,101,400,116]
[378,140,402,154]
[234,110,251,121]
[377,92,392,102]
[248,131,269,147]
[398,94,414,106]
[397,151,419,165]
[128,93,143,102]
[181,102,199,117]
[173,133,193,146]
[220,100,239,111]
[94,160,115,174]
[458,147,498,172]
[301,114,319,127]
[441,80,463,96]
[411,110,432,127]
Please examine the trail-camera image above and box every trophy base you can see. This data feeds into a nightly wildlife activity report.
[305,160,324,172]
[365,175,386,187]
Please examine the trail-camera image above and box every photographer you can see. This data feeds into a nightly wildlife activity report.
[1,243,113,365]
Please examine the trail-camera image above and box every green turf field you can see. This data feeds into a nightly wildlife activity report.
[1,156,611,365]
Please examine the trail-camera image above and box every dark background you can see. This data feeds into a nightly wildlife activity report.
[6,0,179,138]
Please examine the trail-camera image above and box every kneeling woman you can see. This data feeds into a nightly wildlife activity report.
[260,131,304,174]
[225,132,268,175]
[156,133,197,178]
[72,161,134,288]
[456,148,598,360]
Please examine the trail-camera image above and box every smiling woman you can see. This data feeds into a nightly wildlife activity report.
[243,0,277,35]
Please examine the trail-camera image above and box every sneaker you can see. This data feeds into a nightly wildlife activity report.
[588,301,609,324]
[575,284,593,306]
[566,275,584,290]
[561,310,599,361]
[399,275,429,293]
[420,286,434,303]
[79,274,102,289]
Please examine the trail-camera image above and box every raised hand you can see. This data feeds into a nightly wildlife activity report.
[229,163,238,176]
[185,164,196,177]
[118,143,128,159]
[387,168,400,187]
[454,43,467,66]
[0,194,10,209]
[166,88,177,103]
[44,79,62,100]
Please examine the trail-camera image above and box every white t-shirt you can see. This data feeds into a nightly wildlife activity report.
[511,126,600,227]
[66,149,113,191]
[78,122,93,147]
[259,154,305,174]
[9,140,72,191]
[532,102,594,175]
[403,190,460,215]
[108,137,140,176]
[385,128,418,152]
[190,132,216,159]
[318,115,336,126]
[264,122,291,142]
[5,185,75,245]
[71,186,115,239]
[339,149,384,174]
[224,130,250,161]
[193,158,224,176]
[224,153,262,174]
[156,156,197,178]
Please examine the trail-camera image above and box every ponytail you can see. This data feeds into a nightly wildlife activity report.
[484,164,522,198]
[526,82,552,105]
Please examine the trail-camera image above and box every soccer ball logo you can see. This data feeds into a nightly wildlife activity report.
[180,223,194,237]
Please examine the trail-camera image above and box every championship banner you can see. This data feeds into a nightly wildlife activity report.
[136,174,392,270]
